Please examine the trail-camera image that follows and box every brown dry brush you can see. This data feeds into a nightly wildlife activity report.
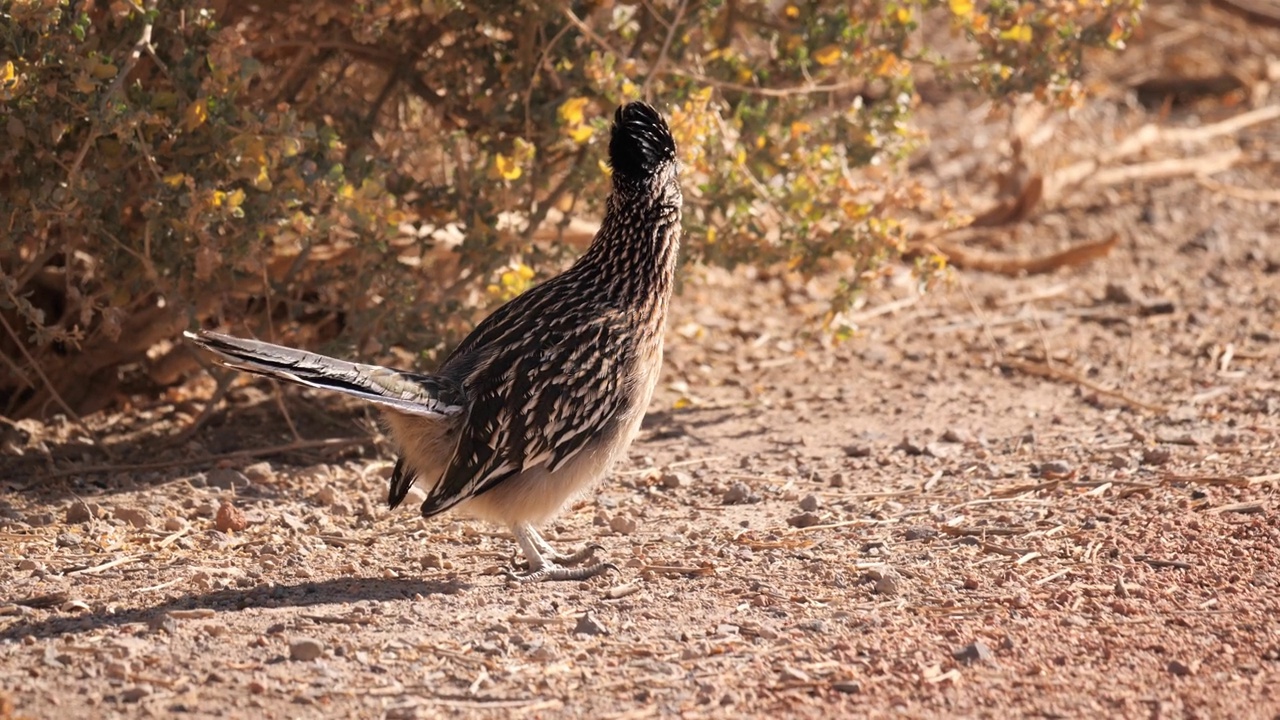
[0,0,1141,420]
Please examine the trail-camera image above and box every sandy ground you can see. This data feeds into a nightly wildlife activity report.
[4,10,1280,719]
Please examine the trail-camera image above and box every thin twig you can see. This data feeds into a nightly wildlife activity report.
[643,0,689,98]
[0,302,84,425]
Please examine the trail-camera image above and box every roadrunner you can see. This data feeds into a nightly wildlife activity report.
[187,101,681,581]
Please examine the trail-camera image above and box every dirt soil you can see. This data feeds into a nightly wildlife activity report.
[4,12,1280,720]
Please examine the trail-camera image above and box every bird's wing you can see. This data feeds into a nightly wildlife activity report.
[419,309,633,518]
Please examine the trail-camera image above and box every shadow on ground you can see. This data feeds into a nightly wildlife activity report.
[1,576,470,643]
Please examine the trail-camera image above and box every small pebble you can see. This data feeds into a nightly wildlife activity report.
[65,502,97,524]
[832,681,861,694]
[1038,460,1075,479]
[867,568,900,596]
[573,612,609,636]
[242,462,274,483]
[609,515,638,534]
[207,468,251,490]
[952,640,995,665]
[215,501,248,533]
[896,436,925,456]
[314,487,337,506]
[120,684,152,703]
[1142,447,1173,466]
[289,637,325,661]
[1167,659,1197,676]
[113,507,153,529]
[56,533,81,548]
[798,494,822,512]
[787,512,822,529]
[904,526,937,541]
[721,482,759,505]
[660,471,690,489]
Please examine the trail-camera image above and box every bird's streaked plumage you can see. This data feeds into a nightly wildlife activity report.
[187,101,682,581]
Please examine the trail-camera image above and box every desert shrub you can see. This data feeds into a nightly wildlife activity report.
[0,0,1141,418]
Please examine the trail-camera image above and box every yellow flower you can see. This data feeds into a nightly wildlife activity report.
[813,45,842,66]
[784,5,799,19]
[494,153,522,181]
[568,124,594,144]
[558,97,589,126]
[949,0,973,16]
[1000,24,1033,44]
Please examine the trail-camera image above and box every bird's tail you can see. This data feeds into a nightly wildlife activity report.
[184,330,466,418]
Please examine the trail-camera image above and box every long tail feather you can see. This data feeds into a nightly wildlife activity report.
[184,330,466,418]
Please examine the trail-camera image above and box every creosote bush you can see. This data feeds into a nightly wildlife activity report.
[0,0,1141,418]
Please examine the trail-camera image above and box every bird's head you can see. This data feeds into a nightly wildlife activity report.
[608,101,681,209]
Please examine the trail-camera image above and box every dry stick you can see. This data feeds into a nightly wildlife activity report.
[1003,358,1168,414]
[44,437,370,478]
[642,0,689,98]
[1047,105,1280,199]
[0,305,84,426]
[930,233,1121,276]
[842,294,923,325]
[1197,176,1280,203]
[66,554,149,576]
[1088,148,1242,188]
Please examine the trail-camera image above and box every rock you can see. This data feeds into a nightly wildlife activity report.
[952,640,995,665]
[660,471,690,489]
[242,462,274,483]
[896,436,925,456]
[1167,659,1197,676]
[17,559,43,572]
[65,502,96,524]
[420,552,443,570]
[1037,460,1075,479]
[721,482,759,505]
[207,468,251,490]
[842,444,872,458]
[940,427,973,444]
[290,637,325,661]
[214,500,248,533]
[867,568,900,596]
[903,526,937,541]
[56,532,82,547]
[787,512,822,529]
[798,494,822,512]
[120,684,153,703]
[1104,281,1137,304]
[609,514,637,534]
[832,681,861,694]
[163,517,186,532]
[313,486,337,506]
[923,442,954,459]
[573,612,608,636]
[1142,447,1173,466]
[113,507,153,529]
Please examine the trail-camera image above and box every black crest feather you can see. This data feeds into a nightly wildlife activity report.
[608,101,677,181]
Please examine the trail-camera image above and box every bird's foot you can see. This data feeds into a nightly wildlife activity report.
[503,561,617,583]
[545,542,605,567]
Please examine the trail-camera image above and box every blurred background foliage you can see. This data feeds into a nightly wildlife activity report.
[0,0,1141,418]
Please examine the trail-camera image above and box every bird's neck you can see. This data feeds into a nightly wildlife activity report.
[573,194,682,319]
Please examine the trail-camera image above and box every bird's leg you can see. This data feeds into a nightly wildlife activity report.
[505,524,615,582]
[526,525,605,567]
